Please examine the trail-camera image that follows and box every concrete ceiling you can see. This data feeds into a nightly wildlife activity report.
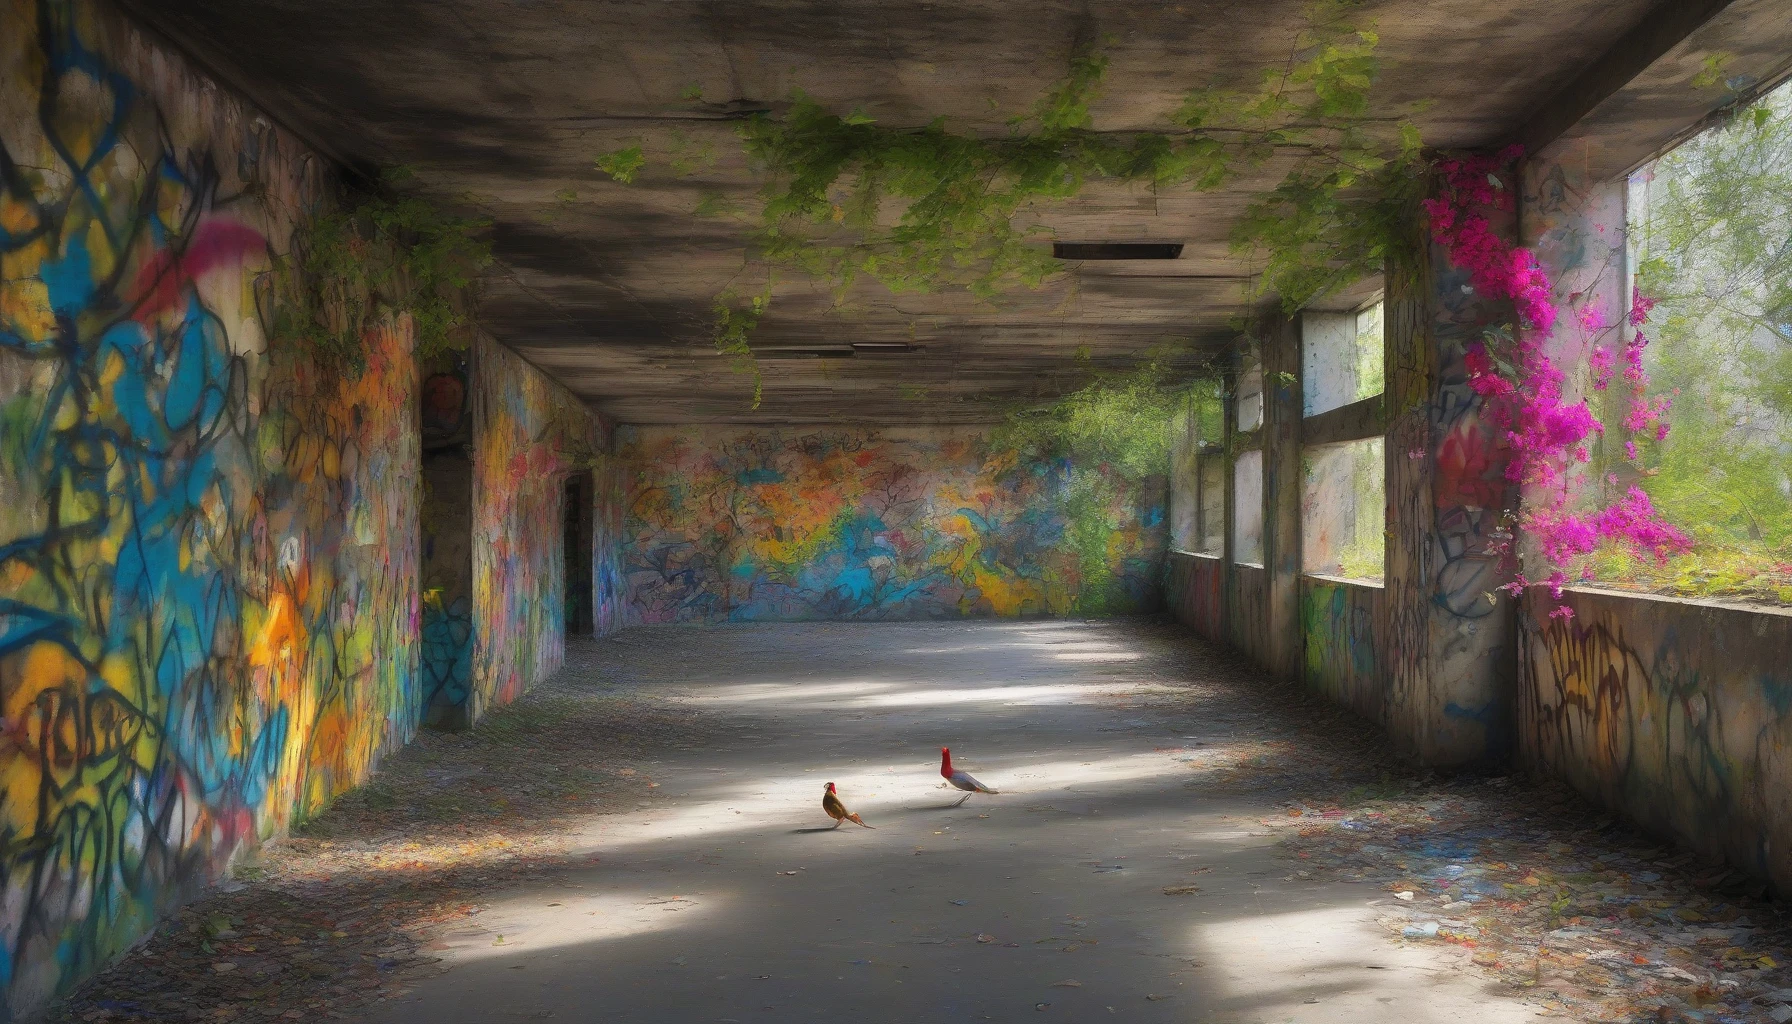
[125,0,1669,424]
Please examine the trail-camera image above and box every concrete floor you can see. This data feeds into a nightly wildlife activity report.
[369,620,1533,1023]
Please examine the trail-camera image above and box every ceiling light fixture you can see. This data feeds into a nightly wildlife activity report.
[1052,242,1184,260]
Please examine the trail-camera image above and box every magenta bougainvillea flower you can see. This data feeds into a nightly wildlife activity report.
[1424,147,1690,608]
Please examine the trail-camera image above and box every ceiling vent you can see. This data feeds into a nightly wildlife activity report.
[1052,242,1184,260]
[754,346,855,360]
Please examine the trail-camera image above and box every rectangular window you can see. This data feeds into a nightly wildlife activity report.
[1302,437,1385,582]
[1174,384,1226,556]
[1300,301,1387,581]
[1236,357,1264,434]
[1198,453,1225,555]
[1233,449,1264,565]
[1303,302,1384,417]
[1354,302,1385,401]
[1169,396,1199,552]
[1592,78,1792,606]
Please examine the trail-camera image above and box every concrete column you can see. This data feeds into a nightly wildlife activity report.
[1382,164,1521,768]
[1220,344,1239,641]
[1519,140,1629,557]
[1261,312,1303,679]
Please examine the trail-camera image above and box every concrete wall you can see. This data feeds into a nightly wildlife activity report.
[620,426,1166,623]
[1165,552,1224,642]
[1302,577,1385,725]
[0,1,616,1009]
[470,334,614,722]
[0,0,422,1013]
[1518,589,1792,892]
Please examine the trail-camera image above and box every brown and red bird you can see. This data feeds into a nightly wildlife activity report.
[940,747,999,806]
[822,782,874,829]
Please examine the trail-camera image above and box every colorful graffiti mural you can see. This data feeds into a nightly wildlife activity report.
[592,452,626,635]
[0,0,420,1014]
[468,336,604,721]
[1518,589,1792,893]
[621,427,1166,623]
[1301,578,1383,723]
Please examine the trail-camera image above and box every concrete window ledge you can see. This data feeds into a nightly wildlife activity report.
[1303,571,1385,590]
[1554,583,1792,619]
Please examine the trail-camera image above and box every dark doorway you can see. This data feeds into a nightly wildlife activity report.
[564,475,594,636]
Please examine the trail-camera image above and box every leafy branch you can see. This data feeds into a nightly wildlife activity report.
[596,0,1425,401]
[276,169,493,370]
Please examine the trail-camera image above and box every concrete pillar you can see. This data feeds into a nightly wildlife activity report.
[1519,140,1629,554]
[1382,164,1521,768]
[1261,312,1303,679]
[1220,344,1239,645]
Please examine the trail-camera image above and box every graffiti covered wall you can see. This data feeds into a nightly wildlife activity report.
[1519,590,1792,892]
[469,335,606,721]
[1302,577,1384,724]
[592,449,626,635]
[1382,170,1519,767]
[1165,551,1224,643]
[621,426,1166,623]
[0,0,421,1014]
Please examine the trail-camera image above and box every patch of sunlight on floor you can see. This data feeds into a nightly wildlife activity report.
[853,682,1144,706]
[564,749,1192,854]
[683,679,902,704]
[432,889,727,964]
[901,638,1142,655]
[1191,904,1528,1023]
[1049,649,1144,662]
[1005,750,1188,793]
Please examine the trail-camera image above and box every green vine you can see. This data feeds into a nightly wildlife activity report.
[277,169,493,370]
[712,286,770,408]
[991,348,1220,612]
[596,0,1421,394]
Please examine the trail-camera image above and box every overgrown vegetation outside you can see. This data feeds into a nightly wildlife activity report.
[1590,80,1792,605]
[992,349,1221,612]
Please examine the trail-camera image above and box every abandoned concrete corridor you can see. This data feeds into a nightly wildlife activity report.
[9,0,1792,1021]
[50,622,1792,1023]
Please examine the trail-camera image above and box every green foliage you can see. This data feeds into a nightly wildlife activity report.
[277,169,492,370]
[713,287,770,408]
[994,350,1217,611]
[596,146,647,184]
[602,2,1420,401]
[992,350,1205,480]
[1691,52,1734,91]
[1595,81,1792,605]
[1353,300,1386,400]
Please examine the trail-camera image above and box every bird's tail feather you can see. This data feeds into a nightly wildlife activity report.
[848,813,875,829]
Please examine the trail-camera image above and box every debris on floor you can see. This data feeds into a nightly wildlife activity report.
[48,640,729,1024]
[1229,724,1792,1021]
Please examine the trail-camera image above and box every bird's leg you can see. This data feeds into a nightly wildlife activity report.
[832,818,842,829]
[953,793,971,807]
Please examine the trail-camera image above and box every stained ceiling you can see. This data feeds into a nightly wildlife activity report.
[123,0,1675,423]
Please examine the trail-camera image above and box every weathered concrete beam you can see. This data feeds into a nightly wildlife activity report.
[1302,395,1384,448]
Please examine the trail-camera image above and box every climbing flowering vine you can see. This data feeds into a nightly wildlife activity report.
[1423,147,1690,611]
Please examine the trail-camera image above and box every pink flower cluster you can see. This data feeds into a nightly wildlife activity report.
[1423,147,1691,602]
